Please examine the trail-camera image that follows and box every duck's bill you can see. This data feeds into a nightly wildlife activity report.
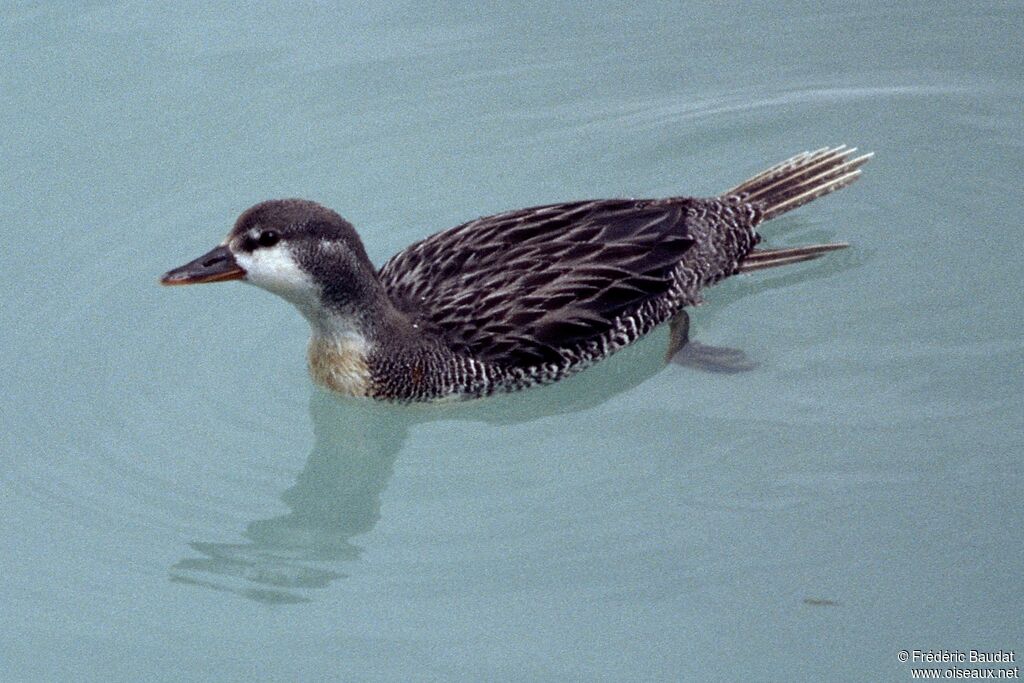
[160,245,246,285]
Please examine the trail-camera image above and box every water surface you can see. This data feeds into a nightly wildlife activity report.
[2,1,1021,680]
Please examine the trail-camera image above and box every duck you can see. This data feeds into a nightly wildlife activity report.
[161,145,871,402]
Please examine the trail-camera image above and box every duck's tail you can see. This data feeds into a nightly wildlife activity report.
[726,144,871,272]
[725,145,873,221]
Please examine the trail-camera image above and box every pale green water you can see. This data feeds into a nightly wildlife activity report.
[2,1,1022,681]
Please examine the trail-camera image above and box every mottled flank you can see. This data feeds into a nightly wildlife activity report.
[370,197,747,399]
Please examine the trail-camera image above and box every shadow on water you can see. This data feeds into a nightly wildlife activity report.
[168,238,861,604]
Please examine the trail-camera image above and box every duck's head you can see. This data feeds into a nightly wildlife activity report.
[161,199,384,324]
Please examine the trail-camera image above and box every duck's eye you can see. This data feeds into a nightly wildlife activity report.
[257,230,280,248]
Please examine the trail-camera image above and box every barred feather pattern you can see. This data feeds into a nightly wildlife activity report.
[371,196,760,400]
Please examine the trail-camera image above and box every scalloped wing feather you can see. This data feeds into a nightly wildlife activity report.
[378,199,697,366]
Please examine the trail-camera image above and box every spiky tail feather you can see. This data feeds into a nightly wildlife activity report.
[727,145,870,271]
[726,145,873,221]
[738,243,848,272]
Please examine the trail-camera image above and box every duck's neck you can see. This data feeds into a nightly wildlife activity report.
[305,294,412,347]
[303,297,422,397]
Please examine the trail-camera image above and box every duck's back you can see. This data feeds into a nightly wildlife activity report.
[378,197,758,370]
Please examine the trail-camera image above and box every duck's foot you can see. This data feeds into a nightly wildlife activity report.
[671,341,757,373]
[666,311,757,373]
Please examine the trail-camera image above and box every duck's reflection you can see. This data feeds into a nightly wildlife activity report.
[169,397,409,604]
[168,339,666,604]
[169,247,858,604]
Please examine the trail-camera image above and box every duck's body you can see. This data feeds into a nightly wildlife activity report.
[162,146,870,402]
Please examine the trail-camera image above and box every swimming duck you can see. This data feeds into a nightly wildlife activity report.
[161,145,870,402]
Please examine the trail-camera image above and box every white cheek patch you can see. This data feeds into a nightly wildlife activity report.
[234,247,317,304]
